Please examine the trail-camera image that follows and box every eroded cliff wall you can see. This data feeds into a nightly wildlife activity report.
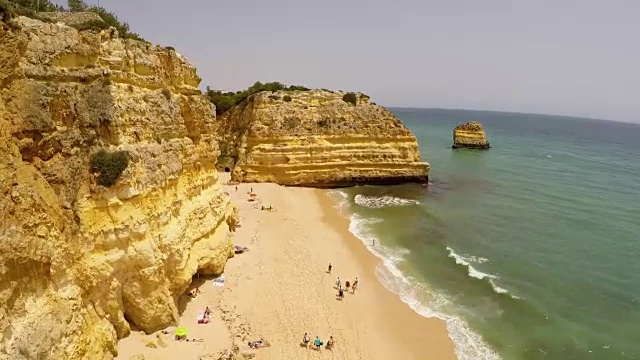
[0,15,236,360]
[217,90,429,187]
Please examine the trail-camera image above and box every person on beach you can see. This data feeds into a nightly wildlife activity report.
[345,280,350,292]
[235,185,238,191]
[328,263,332,273]
[326,336,335,350]
[313,336,323,350]
[248,338,270,349]
[188,287,201,298]
[353,277,359,293]
[336,277,341,289]
[302,332,310,347]
[337,288,344,300]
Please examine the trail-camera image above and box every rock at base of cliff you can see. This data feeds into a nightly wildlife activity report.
[452,121,491,149]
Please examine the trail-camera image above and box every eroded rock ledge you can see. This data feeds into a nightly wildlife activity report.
[216,90,430,187]
[452,121,491,149]
[0,15,236,360]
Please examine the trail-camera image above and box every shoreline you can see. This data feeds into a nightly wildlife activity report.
[315,189,458,358]
[116,175,457,359]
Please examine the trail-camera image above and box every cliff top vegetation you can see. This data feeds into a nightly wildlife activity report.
[205,82,311,116]
[1,0,144,41]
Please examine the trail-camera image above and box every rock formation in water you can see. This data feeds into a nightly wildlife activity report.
[452,121,490,149]
[0,14,237,360]
[216,90,429,187]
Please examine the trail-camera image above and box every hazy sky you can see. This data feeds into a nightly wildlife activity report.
[53,0,640,122]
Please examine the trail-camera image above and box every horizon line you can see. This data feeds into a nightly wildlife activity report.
[385,106,640,126]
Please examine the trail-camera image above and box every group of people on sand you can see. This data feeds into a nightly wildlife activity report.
[330,263,359,300]
[302,332,335,351]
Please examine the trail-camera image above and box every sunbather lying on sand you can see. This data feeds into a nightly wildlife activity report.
[248,339,271,349]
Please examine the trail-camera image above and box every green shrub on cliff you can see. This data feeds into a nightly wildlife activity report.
[2,0,144,41]
[283,95,292,102]
[342,92,358,106]
[4,0,62,12]
[0,0,60,21]
[90,149,130,187]
[72,19,110,31]
[205,81,311,116]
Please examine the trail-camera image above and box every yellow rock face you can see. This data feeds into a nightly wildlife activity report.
[217,90,429,187]
[452,121,490,149]
[0,16,236,359]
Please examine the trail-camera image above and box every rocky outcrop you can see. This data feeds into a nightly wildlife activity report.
[216,90,429,187]
[0,15,237,360]
[452,121,490,149]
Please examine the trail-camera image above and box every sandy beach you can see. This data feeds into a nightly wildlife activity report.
[116,173,457,359]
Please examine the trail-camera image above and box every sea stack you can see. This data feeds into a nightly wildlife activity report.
[452,121,491,149]
[216,90,430,187]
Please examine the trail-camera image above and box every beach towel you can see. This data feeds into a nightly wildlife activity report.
[213,275,226,287]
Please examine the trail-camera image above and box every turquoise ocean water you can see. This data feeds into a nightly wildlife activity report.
[327,109,640,360]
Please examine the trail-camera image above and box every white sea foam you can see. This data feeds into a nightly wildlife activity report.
[447,247,496,280]
[447,247,520,299]
[326,189,350,215]
[354,194,420,209]
[345,210,501,360]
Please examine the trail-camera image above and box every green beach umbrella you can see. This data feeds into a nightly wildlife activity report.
[175,327,188,337]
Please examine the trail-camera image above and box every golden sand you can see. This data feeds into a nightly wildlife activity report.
[116,174,457,359]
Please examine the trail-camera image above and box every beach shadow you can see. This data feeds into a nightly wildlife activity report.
[177,273,219,315]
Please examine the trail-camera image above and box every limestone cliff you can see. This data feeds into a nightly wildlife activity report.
[216,90,429,187]
[452,121,490,149]
[0,14,237,360]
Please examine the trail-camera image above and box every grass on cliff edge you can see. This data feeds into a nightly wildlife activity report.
[90,149,130,187]
[3,0,144,41]
[205,82,311,116]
